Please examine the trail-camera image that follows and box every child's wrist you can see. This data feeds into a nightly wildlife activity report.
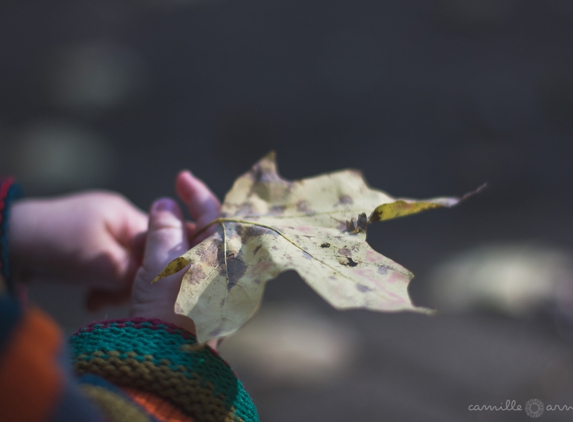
[129,304,197,336]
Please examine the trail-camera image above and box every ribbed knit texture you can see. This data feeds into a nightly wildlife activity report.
[79,374,160,422]
[122,386,196,422]
[70,318,259,422]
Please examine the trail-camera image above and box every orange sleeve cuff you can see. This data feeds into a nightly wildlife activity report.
[0,308,64,422]
[122,387,196,422]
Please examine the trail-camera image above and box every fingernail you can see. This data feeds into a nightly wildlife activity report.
[152,198,176,213]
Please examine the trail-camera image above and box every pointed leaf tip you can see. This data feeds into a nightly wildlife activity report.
[369,200,444,223]
[264,150,277,162]
[368,185,485,223]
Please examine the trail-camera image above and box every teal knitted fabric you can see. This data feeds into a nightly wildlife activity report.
[70,318,259,422]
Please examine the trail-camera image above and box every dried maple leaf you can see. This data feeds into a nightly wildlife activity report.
[153,152,483,343]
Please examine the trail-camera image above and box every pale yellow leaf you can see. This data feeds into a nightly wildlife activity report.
[154,151,478,343]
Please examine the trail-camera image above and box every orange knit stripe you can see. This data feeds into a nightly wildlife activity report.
[122,387,196,422]
[0,308,63,422]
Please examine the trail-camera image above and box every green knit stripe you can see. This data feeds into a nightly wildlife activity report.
[70,320,258,422]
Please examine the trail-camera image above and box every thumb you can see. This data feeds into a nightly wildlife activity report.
[131,197,195,333]
[143,198,189,275]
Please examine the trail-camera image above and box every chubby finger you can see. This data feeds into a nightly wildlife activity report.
[112,202,149,248]
[132,231,147,259]
[143,198,189,275]
[175,170,221,232]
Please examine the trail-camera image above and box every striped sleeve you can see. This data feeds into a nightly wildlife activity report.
[70,318,259,422]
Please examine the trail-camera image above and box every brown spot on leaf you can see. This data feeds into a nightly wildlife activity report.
[268,205,286,215]
[338,247,351,257]
[187,265,206,285]
[378,266,389,275]
[356,284,370,292]
[227,258,247,290]
[296,200,310,212]
[197,240,221,268]
[253,245,262,256]
[338,195,353,205]
[320,242,331,248]
[236,224,269,243]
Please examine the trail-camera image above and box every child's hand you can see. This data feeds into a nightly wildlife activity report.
[130,171,221,335]
[10,192,148,306]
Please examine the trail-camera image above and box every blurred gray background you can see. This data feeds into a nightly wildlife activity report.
[2,0,573,420]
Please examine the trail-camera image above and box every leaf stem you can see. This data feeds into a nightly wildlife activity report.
[193,217,281,241]
[194,217,305,250]
[193,217,362,282]
[222,223,229,285]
